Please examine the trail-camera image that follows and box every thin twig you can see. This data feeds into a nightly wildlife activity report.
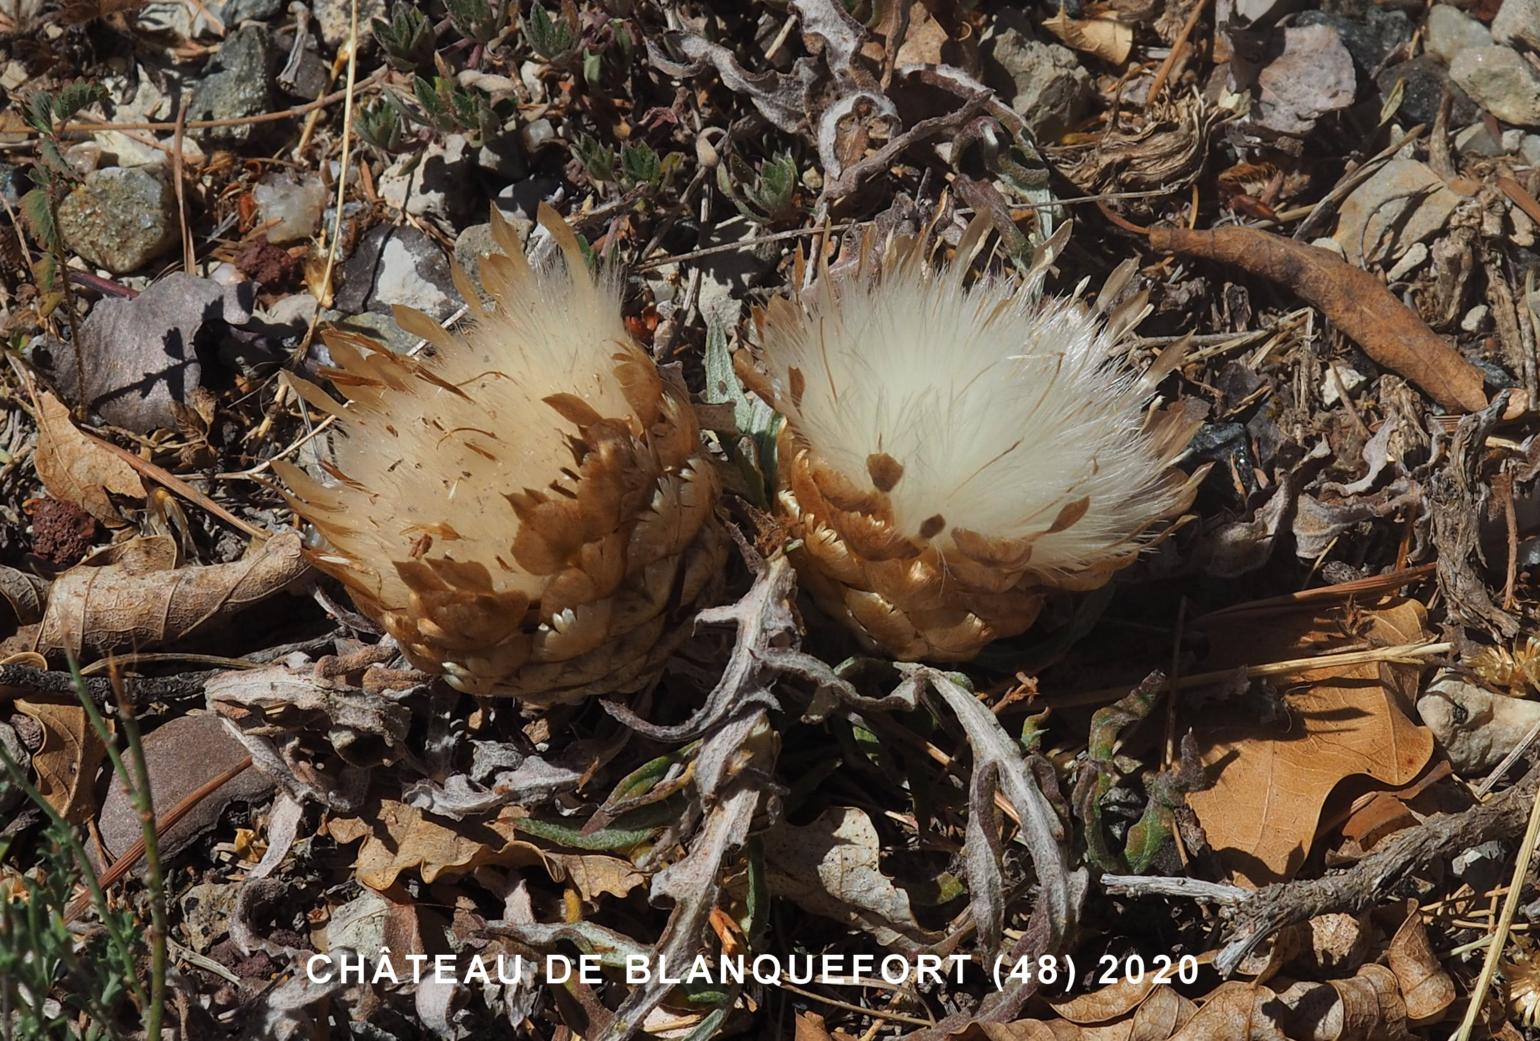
[52,69,387,136]
[172,96,194,276]
[1060,640,1453,708]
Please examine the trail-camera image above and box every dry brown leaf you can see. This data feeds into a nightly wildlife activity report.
[1042,10,1133,64]
[34,532,308,661]
[327,799,546,890]
[763,804,941,951]
[13,697,106,824]
[1049,977,1161,1024]
[894,2,951,65]
[794,1012,837,1041]
[1385,904,1456,1024]
[1168,981,1287,1041]
[1186,599,1434,885]
[547,851,644,902]
[31,389,145,528]
[1126,988,1197,1041]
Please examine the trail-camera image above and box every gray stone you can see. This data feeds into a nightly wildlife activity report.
[335,223,456,323]
[1332,158,1461,264]
[1451,45,1540,126]
[493,175,562,223]
[981,11,1091,139]
[477,131,525,179]
[187,24,273,143]
[453,222,499,286]
[1523,132,1540,164]
[326,309,426,355]
[1456,121,1507,155]
[378,136,476,223]
[314,0,386,49]
[1253,24,1356,135]
[219,0,281,22]
[1425,5,1493,65]
[57,166,177,274]
[1493,0,1540,52]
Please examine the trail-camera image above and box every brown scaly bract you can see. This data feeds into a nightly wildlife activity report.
[737,220,1207,661]
[276,205,726,702]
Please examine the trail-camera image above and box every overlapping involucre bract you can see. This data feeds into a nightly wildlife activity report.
[277,207,725,700]
[738,232,1204,661]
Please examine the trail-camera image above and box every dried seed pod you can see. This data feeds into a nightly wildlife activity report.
[276,206,727,701]
[736,223,1206,661]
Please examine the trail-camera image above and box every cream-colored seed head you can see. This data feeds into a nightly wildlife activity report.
[277,205,726,701]
[737,225,1205,661]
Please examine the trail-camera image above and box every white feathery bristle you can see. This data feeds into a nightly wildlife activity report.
[755,256,1186,575]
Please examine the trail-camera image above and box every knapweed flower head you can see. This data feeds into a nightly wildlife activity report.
[736,221,1205,661]
[277,206,726,701]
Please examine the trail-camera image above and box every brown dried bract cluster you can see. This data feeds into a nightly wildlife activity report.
[276,206,726,702]
[737,222,1206,661]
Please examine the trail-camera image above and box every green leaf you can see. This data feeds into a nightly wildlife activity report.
[570,131,616,184]
[24,91,54,134]
[358,95,409,152]
[703,313,778,503]
[50,82,107,125]
[19,187,58,253]
[524,2,577,61]
[373,1,435,71]
[618,140,659,189]
[446,0,503,44]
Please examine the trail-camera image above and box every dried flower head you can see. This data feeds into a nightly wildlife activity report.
[277,206,726,701]
[1467,638,1540,697]
[736,223,1205,661]
[1505,940,1540,1028]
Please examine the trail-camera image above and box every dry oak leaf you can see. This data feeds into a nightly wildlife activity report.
[1185,599,1434,885]
[12,697,106,824]
[967,984,1195,1041]
[547,851,645,903]
[763,804,941,953]
[32,388,145,528]
[326,799,546,890]
[34,532,308,661]
[1385,903,1455,1024]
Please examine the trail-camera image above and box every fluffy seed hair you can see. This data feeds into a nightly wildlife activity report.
[276,206,726,701]
[737,222,1206,661]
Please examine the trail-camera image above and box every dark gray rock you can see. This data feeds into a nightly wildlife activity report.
[188,24,274,143]
[1377,56,1479,125]
[1297,8,1411,75]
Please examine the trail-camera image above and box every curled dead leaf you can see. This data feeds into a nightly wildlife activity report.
[31,388,145,528]
[33,532,308,662]
[12,697,105,824]
[1385,904,1455,1024]
[1042,10,1133,64]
